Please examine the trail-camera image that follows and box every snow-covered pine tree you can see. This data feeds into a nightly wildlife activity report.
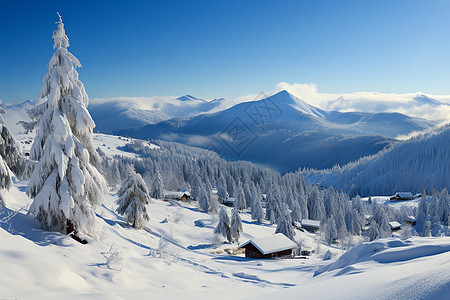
[439,188,449,226]
[265,185,281,222]
[198,186,210,212]
[209,192,219,213]
[235,183,246,211]
[230,207,243,243]
[0,103,12,193]
[416,193,429,236]
[0,99,27,189]
[372,204,391,238]
[251,195,264,223]
[26,14,106,237]
[216,176,228,203]
[366,219,380,241]
[116,169,150,229]
[307,185,325,221]
[324,217,337,245]
[190,174,202,201]
[275,204,295,241]
[214,207,231,242]
[151,168,164,199]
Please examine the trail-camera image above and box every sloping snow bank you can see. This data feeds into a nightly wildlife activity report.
[315,238,450,276]
[259,237,450,300]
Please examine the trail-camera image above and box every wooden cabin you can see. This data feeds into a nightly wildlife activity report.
[222,197,235,207]
[405,216,417,225]
[239,233,296,259]
[388,221,402,231]
[164,191,191,201]
[301,219,321,232]
[390,192,414,201]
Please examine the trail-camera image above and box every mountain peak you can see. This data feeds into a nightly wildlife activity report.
[413,94,445,107]
[177,95,206,102]
[266,90,326,119]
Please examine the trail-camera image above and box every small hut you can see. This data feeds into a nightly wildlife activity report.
[239,233,296,259]
[405,216,417,225]
[390,192,414,201]
[301,219,321,232]
[388,221,402,231]
[164,191,191,201]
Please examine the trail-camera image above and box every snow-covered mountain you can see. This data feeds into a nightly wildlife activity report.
[1,100,35,135]
[88,95,226,133]
[304,124,450,196]
[121,90,435,172]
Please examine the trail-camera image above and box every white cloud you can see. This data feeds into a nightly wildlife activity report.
[271,82,450,123]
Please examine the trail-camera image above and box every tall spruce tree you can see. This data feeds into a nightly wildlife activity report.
[0,103,12,194]
[0,99,27,194]
[151,168,164,199]
[251,196,264,223]
[116,169,150,229]
[27,14,106,236]
[214,207,231,242]
[230,207,243,243]
[275,204,295,241]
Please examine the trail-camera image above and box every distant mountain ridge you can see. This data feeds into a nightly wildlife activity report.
[2,91,438,172]
[88,95,226,133]
[118,90,436,172]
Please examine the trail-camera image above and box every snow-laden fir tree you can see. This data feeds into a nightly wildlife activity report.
[275,204,295,241]
[26,14,106,236]
[439,188,449,226]
[235,183,246,211]
[366,219,380,241]
[324,217,337,245]
[198,186,210,212]
[216,176,228,203]
[416,193,429,236]
[190,174,202,201]
[0,99,27,192]
[116,168,150,229]
[209,192,219,213]
[265,185,281,222]
[0,103,12,193]
[308,185,325,221]
[151,168,164,199]
[230,207,243,243]
[214,206,231,242]
[251,195,264,223]
[372,204,391,238]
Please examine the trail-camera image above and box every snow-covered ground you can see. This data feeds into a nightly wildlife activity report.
[361,196,422,209]
[1,178,449,299]
[0,178,326,299]
[14,131,158,160]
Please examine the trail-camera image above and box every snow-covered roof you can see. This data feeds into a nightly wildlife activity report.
[164,191,190,197]
[301,219,321,228]
[393,192,414,198]
[224,197,235,203]
[239,233,296,255]
[406,216,416,222]
[388,221,402,229]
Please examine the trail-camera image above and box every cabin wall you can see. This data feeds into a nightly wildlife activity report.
[243,244,293,259]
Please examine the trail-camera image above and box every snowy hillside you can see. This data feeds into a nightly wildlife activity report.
[1,176,449,299]
[304,124,450,196]
[262,237,450,300]
[123,90,436,172]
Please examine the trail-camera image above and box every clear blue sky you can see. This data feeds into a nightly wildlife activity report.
[1,0,450,103]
